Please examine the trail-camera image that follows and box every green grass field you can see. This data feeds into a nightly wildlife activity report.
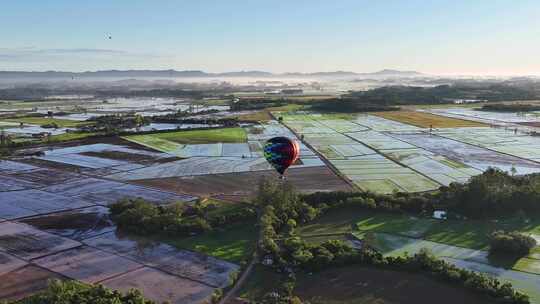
[47,132,99,142]
[298,205,540,277]
[162,220,257,264]
[125,127,247,147]
[2,117,90,128]
[299,205,540,249]
[424,218,540,250]
[298,206,435,239]
[293,264,493,304]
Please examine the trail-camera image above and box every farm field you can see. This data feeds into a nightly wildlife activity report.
[293,264,494,304]
[129,127,247,145]
[234,263,492,304]
[373,111,487,128]
[424,107,540,124]
[0,156,239,304]
[2,116,91,128]
[114,123,328,180]
[434,127,540,163]
[133,166,352,199]
[297,205,540,302]
[278,111,540,193]
[162,220,257,264]
[278,113,449,193]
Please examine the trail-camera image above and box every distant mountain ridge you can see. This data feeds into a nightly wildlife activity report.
[0,69,423,78]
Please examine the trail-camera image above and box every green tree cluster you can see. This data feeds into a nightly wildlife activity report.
[489,231,537,256]
[255,180,530,304]
[110,198,256,236]
[13,280,155,304]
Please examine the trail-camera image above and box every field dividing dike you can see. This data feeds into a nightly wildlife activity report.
[11,220,229,290]
[381,130,471,169]
[339,132,443,189]
[4,205,97,223]
[83,242,223,289]
[277,112,442,192]
[269,112,357,190]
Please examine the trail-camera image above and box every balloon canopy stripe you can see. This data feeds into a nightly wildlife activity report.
[263,136,300,175]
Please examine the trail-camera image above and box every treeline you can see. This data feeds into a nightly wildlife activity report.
[0,87,210,101]
[85,114,149,133]
[12,280,155,304]
[110,198,256,236]
[255,180,530,304]
[0,87,58,100]
[151,117,236,126]
[478,104,540,112]
[230,98,288,111]
[438,168,540,218]
[343,84,538,106]
[303,168,540,219]
[310,98,400,113]
[95,88,207,99]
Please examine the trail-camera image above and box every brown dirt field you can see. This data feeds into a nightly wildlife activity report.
[20,206,115,241]
[295,265,494,304]
[0,265,65,301]
[102,267,214,304]
[79,151,181,164]
[8,168,81,186]
[235,111,273,122]
[17,157,85,172]
[373,111,486,128]
[33,246,143,284]
[132,166,353,199]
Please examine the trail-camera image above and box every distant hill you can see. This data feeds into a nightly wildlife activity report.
[282,71,359,78]
[365,69,423,76]
[0,69,424,79]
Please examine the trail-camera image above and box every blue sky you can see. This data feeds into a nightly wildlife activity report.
[1,0,539,75]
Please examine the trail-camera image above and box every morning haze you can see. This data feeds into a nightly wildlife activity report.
[0,2,539,304]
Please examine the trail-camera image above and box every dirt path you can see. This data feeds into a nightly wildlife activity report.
[219,257,256,304]
[219,208,263,304]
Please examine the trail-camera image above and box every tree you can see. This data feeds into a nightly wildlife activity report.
[489,231,536,256]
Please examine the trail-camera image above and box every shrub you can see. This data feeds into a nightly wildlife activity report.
[489,231,537,256]
[110,198,255,236]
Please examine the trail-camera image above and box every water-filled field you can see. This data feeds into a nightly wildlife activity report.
[115,124,326,180]
[278,111,540,193]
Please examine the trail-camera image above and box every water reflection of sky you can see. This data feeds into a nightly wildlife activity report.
[126,123,222,132]
[4,126,70,135]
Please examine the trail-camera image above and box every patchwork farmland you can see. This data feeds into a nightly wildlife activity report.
[277,111,540,193]
[275,108,540,303]
[3,102,540,303]
[0,122,348,303]
[0,155,237,304]
[299,204,540,303]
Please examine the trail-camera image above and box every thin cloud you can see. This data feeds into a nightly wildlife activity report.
[0,48,167,63]
[37,48,128,54]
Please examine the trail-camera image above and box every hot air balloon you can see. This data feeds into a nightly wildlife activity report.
[263,137,300,178]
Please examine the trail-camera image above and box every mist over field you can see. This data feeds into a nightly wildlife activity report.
[2,1,540,304]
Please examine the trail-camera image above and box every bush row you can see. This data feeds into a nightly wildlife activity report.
[110,198,256,236]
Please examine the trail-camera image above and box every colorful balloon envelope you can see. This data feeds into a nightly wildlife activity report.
[263,137,300,176]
